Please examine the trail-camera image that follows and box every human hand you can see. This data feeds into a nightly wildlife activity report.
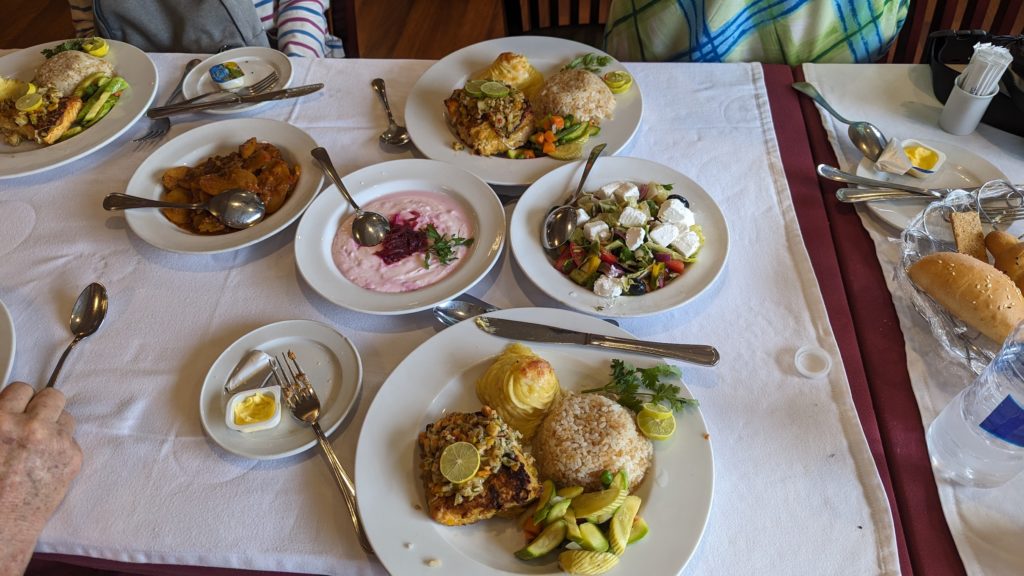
[0,382,82,576]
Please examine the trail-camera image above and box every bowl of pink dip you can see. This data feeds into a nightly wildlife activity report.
[295,159,505,314]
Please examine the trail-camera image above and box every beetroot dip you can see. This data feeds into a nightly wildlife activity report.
[331,191,473,293]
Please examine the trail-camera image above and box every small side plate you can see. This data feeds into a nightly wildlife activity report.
[181,47,292,115]
[0,299,14,385]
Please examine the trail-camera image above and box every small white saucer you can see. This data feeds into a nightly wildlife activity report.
[181,47,293,115]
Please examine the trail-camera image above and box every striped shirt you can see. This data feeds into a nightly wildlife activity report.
[604,0,909,64]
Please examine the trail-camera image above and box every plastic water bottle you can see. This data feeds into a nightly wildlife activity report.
[926,323,1024,488]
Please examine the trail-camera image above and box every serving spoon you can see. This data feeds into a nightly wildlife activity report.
[371,78,410,147]
[103,189,266,229]
[792,82,888,161]
[46,283,108,388]
[311,147,390,247]
[542,143,606,251]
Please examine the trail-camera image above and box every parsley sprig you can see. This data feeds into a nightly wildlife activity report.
[583,359,698,412]
[563,53,612,73]
[423,224,473,269]
[42,39,87,59]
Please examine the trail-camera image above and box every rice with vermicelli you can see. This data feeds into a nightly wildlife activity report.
[532,391,651,492]
[534,69,616,123]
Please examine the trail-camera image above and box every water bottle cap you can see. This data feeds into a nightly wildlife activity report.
[795,345,832,378]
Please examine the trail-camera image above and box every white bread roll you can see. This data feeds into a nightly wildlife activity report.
[908,251,1024,343]
[985,230,1024,292]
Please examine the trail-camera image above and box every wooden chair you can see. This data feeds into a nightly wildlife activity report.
[502,0,611,50]
[326,0,360,57]
[885,0,1024,63]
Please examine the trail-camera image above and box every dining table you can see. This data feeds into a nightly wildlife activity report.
[0,47,1015,576]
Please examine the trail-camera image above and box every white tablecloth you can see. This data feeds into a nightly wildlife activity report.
[804,63,1024,576]
[0,54,898,575]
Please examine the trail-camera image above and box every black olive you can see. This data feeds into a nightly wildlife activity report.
[625,281,647,296]
[667,194,689,208]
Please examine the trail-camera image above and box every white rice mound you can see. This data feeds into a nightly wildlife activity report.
[534,68,616,123]
[532,391,652,492]
[34,50,114,97]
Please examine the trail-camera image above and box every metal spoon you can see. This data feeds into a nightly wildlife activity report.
[46,283,108,388]
[792,82,888,161]
[311,147,390,247]
[371,78,410,147]
[542,143,607,250]
[103,189,267,229]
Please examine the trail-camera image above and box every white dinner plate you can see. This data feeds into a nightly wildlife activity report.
[181,47,292,115]
[122,118,323,254]
[294,158,505,315]
[199,319,362,460]
[405,36,643,186]
[0,40,158,180]
[356,307,713,575]
[857,140,1007,230]
[510,156,729,317]
[0,299,14,385]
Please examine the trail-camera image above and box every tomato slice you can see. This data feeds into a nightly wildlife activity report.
[665,259,685,274]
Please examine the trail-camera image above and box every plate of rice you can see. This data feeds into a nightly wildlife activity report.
[356,307,713,575]
[406,36,643,187]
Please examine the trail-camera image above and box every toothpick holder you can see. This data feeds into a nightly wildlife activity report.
[939,75,996,135]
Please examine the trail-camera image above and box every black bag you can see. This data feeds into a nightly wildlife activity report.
[927,30,1024,138]
[94,0,270,54]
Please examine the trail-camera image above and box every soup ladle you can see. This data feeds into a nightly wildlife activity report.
[103,189,266,229]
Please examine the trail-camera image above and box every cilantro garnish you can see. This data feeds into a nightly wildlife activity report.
[583,359,697,412]
[423,224,473,269]
[42,39,86,59]
[661,183,674,191]
[563,53,612,73]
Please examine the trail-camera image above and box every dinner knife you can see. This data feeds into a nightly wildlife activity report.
[837,185,1023,203]
[146,83,324,118]
[475,317,720,366]
[817,164,943,198]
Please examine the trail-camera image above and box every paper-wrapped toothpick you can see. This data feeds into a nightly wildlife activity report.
[959,43,1013,96]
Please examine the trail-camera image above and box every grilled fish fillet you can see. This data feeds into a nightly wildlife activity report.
[418,406,541,526]
[0,95,82,145]
[444,86,534,156]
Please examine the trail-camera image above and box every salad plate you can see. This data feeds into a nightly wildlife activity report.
[0,298,13,385]
[294,158,505,315]
[405,36,642,187]
[181,47,293,115]
[121,118,323,254]
[199,319,362,460]
[356,307,713,575]
[510,156,729,317]
[0,40,158,180]
[856,140,1006,230]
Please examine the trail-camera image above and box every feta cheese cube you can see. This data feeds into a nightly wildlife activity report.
[625,227,645,250]
[658,198,695,228]
[575,208,591,225]
[583,220,611,243]
[617,206,648,227]
[596,182,622,200]
[593,274,623,298]
[613,182,640,204]
[672,230,702,258]
[648,222,680,246]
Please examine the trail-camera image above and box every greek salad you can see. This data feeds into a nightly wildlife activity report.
[550,181,703,298]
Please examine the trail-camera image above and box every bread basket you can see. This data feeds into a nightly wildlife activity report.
[896,180,1024,374]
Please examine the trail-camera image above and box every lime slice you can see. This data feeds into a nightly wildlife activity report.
[637,409,675,440]
[640,402,673,420]
[480,81,509,98]
[439,441,480,484]
[464,79,487,97]
[83,37,109,57]
[603,70,632,94]
[23,82,36,96]
[547,139,587,161]
[15,93,42,112]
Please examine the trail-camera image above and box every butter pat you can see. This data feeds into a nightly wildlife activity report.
[902,139,946,179]
[209,61,245,89]
[226,385,282,433]
[874,139,911,175]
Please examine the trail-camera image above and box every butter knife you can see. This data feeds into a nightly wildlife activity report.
[146,83,324,118]
[475,317,720,366]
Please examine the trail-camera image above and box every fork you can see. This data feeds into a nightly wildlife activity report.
[176,71,279,105]
[272,351,374,555]
[132,58,200,144]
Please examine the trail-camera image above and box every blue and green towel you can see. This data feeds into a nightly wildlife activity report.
[604,0,910,64]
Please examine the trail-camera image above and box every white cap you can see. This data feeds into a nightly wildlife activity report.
[794,345,831,378]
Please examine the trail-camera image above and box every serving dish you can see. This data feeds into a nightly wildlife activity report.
[294,158,505,315]
[180,47,292,115]
[405,36,642,187]
[0,39,158,180]
[510,156,728,317]
[121,118,323,254]
[356,307,713,575]
[0,298,13,385]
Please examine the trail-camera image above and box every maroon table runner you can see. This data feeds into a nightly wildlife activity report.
[792,65,965,576]
[28,63,917,576]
